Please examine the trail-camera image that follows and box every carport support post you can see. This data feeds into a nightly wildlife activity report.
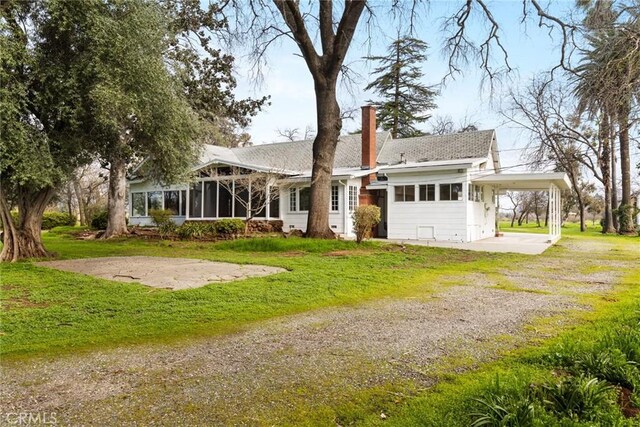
[548,184,561,243]
[494,187,501,237]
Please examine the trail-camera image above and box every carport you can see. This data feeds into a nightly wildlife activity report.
[472,172,573,243]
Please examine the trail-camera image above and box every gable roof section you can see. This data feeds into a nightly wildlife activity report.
[229,131,392,172]
[377,130,496,166]
[135,129,497,181]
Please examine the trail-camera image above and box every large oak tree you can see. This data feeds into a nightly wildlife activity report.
[224,0,577,238]
[1,0,91,261]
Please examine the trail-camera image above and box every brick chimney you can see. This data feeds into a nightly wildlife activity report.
[361,105,376,170]
[359,105,377,206]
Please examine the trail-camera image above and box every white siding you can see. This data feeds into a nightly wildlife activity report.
[467,184,495,241]
[280,181,353,236]
[386,170,468,242]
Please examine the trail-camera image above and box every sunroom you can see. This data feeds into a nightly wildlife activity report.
[128,162,287,226]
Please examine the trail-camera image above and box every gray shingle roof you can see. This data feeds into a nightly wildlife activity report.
[197,129,495,172]
[377,130,496,165]
[230,131,392,172]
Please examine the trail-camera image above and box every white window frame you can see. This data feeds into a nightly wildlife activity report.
[131,192,147,217]
[348,185,359,211]
[298,187,311,212]
[330,185,339,212]
[289,187,297,212]
[394,185,416,202]
[418,184,435,202]
[439,183,463,201]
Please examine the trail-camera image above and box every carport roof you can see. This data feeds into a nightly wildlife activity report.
[472,172,572,191]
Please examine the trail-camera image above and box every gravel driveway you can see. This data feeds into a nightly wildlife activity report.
[1,238,632,426]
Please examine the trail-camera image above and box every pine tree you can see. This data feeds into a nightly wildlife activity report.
[365,36,438,139]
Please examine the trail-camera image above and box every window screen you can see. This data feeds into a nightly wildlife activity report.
[131,193,145,216]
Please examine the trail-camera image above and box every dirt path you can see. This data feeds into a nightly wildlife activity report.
[1,238,632,426]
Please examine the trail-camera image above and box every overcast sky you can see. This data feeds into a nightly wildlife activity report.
[231,1,639,177]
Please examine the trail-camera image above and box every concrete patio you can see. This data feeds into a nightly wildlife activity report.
[383,232,553,255]
[37,256,287,290]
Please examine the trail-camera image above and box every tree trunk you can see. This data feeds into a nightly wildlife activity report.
[576,192,586,232]
[618,100,635,233]
[306,82,340,239]
[103,153,128,238]
[1,186,54,262]
[66,183,74,218]
[511,210,516,228]
[611,132,619,230]
[544,199,549,227]
[392,42,400,139]
[73,177,87,226]
[600,113,616,234]
[518,210,527,226]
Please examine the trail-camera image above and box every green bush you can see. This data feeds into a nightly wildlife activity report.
[42,212,76,229]
[214,219,245,239]
[469,376,539,427]
[90,210,109,230]
[176,222,215,239]
[602,326,640,365]
[1,211,75,229]
[541,376,616,422]
[149,209,174,227]
[352,205,381,243]
[572,349,639,390]
[158,221,178,238]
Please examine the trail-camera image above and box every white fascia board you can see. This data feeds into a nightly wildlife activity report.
[379,160,482,174]
[278,167,379,184]
[473,172,572,191]
[193,158,299,175]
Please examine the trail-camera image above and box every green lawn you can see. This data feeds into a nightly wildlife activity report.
[1,227,639,425]
[1,228,517,357]
[498,220,622,237]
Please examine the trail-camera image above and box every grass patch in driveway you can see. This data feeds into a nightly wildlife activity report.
[356,266,640,426]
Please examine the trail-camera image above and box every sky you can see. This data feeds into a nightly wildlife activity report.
[230,1,639,177]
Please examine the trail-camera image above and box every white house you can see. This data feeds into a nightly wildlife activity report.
[128,106,571,243]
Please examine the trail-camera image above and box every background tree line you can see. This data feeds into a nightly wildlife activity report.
[0,0,266,261]
[504,0,639,235]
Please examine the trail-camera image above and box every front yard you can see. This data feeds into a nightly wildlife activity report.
[1,227,638,425]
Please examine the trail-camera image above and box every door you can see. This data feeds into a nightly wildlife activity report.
[376,192,387,237]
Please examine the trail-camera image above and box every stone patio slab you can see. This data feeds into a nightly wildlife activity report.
[37,256,286,290]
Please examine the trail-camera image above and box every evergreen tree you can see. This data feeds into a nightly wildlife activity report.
[365,36,438,139]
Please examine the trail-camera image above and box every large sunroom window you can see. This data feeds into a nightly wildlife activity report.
[131,192,146,216]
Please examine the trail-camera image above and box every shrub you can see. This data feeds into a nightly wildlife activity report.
[352,205,381,243]
[572,349,639,390]
[158,221,178,238]
[602,326,640,365]
[42,212,76,229]
[214,218,245,239]
[149,209,174,227]
[90,210,129,230]
[541,375,616,421]
[176,222,215,239]
[90,210,109,230]
[469,378,538,427]
[1,211,75,230]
